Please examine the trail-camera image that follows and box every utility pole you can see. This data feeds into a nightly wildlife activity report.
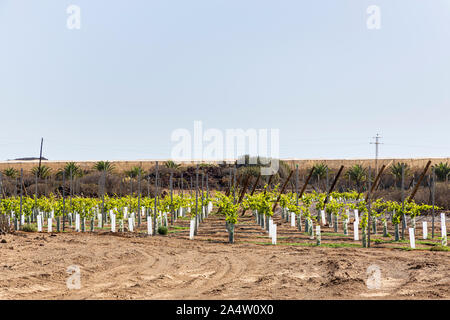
[20,169,23,228]
[431,167,436,239]
[62,171,66,231]
[170,172,174,225]
[180,172,184,197]
[101,170,106,225]
[401,164,406,240]
[38,138,44,178]
[137,167,141,227]
[370,134,382,176]
[295,165,299,207]
[194,164,199,235]
[206,173,209,203]
[0,173,3,205]
[153,161,159,236]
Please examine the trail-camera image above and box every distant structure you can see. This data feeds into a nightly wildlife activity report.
[9,157,48,161]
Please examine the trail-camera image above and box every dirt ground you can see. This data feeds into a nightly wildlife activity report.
[0,213,449,300]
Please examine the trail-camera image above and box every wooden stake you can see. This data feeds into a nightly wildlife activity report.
[238,174,251,204]
[299,167,314,199]
[241,172,261,216]
[365,164,386,202]
[323,165,344,206]
[272,170,294,212]
[407,160,431,202]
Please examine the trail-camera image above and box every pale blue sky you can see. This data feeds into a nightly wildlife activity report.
[1,0,449,161]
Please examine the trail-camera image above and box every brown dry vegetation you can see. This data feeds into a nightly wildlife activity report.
[1,158,449,174]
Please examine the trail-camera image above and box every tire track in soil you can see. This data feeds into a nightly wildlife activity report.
[1,212,449,299]
[51,244,171,299]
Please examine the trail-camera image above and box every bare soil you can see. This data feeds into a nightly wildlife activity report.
[0,213,449,300]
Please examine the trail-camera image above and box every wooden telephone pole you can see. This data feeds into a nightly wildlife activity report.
[37,138,44,178]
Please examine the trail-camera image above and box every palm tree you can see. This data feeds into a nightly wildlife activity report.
[346,164,367,192]
[2,168,19,179]
[57,162,83,178]
[390,162,409,187]
[433,162,450,182]
[31,165,52,179]
[93,161,115,173]
[311,163,328,191]
[125,166,144,178]
[164,160,180,170]
[312,163,328,179]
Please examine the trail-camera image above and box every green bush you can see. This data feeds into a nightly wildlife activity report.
[21,224,37,232]
[430,245,449,252]
[158,226,168,235]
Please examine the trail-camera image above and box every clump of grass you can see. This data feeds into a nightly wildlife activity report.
[416,240,438,246]
[430,245,450,252]
[393,247,415,251]
[320,242,361,248]
[242,241,361,248]
[158,226,168,235]
[21,224,37,232]
[378,239,408,244]
[171,226,189,230]
[168,229,187,234]
[255,235,289,240]
[321,232,346,237]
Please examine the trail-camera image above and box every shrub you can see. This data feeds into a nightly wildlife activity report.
[0,215,12,234]
[21,224,37,232]
[430,245,450,252]
[158,226,168,235]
